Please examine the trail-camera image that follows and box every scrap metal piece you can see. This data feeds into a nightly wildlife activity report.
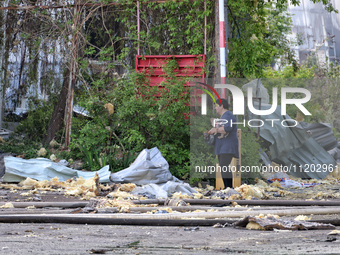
[235,216,335,230]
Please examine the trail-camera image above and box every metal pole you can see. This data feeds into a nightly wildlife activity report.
[137,1,140,55]
[224,0,228,79]
[219,0,226,98]
[204,0,207,55]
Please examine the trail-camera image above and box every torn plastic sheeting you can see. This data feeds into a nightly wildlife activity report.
[110,147,179,185]
[267,172,319,188]
[132,183,168,198]
[2,156,110,183]
[132,181,198,198]
[248,103,336,179]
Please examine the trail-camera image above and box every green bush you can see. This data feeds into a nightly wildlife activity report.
[15,99,54,141]
[239,125,262,183]
[72,60,191,176]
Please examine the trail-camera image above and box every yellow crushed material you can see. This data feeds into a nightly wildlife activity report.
[211,196,222,200]
[194,187,204,193]
[294,215,311,221]
[99,184,113,191]
[37,147,47,157]
[108,190,138,199]
[246,222,265,230]
[116,183,136,192]
[329,164,340,178]
[0,183,26,190]
[104,103,114,115]
[99,198,137,212]
[50,154,57,161]
[65,187,84,196]
[328,230,340,235]
[206,185,215,191]
[264,186,280,192]
[0,202,14,208]
[161,207,173,213]
[49,139,60,148]
[313,191,336,199]
[270,181,282,188]
[20,192,31,197]
[11,174,101,198]
[228,194,241,200]
[193,193,204,199]
[207,209,217,212]
[85,191,97,198]
[172,192,192,199]
[26,205,36,210]
[232,201,239,207]
[219,187,232,194]
[20,178,39,189]
[267,214,280,219]
[255,179,269,187]
[235,184,265,199]
[256,214,280,219]
[278,190,294,197]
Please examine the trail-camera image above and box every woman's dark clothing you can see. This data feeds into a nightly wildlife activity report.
[214,110,239,188]
[218,153,233,188]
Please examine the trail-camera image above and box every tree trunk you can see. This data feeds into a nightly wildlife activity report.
[64,0,81,148]
[0,0,9,128]
[42,69,70,145]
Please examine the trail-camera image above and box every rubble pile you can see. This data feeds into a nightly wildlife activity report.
[1,169,340,203]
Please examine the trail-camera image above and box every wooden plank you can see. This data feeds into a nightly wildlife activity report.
[215,163,225,190]
[232,129,242,188]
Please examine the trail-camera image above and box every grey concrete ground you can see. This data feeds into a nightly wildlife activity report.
[0,223,339,255]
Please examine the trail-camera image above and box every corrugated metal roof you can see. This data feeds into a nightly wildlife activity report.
[249,104,337,179]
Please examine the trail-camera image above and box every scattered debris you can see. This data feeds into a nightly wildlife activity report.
[184,226,199,231]
[235,215,335,231]
[235,184,265,200]
[104,103,114,115]
[2,156,110,183]
[328,230,340,235]
[37,148,47,157]
[213,223,230,228]
[325,236,337,242]
[0,202,14,208]
[267,172,319,188]
[294,215,312,221]
[164,198,187,207]
[49,154,57,161]
[49,139,60,148]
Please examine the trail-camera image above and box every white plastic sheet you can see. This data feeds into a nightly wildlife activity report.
[110,147,178,185]
[132,181,198,198]
[2,157,110,183]
[111,147,197,197]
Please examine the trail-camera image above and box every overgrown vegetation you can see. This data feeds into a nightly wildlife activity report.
[0,0,339,183]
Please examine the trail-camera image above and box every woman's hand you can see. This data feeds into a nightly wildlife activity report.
[208,128,218,135]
